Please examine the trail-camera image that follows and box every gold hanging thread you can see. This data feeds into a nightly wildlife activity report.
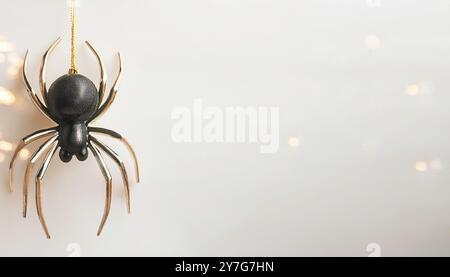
[69,0,78,74]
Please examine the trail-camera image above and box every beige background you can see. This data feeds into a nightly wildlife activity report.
[0,0,450,256]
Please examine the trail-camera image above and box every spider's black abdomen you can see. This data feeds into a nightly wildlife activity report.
[47,74,98,162]
[47,74,99,123]
[58,123,88,162]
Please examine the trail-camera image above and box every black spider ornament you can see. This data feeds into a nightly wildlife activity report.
[9,38,140,239]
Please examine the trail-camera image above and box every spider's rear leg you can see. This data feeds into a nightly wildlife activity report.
[88,127,140,183]
[23,136,58,218]
[90,135,131,213]
[9,127,58,192]
[88,142,112,236]
[35,142,59,239]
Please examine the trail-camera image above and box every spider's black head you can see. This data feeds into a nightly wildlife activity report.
[47,74,99,123]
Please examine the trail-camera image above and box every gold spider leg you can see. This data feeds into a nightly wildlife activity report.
[40,37,62,105]
[88,142,112,236]
[23,136,58,218]
[9,127,58,192]
[90,135,131,213]
[88,52,122,124]
[35,141,59,239]
[23,44,58,123]
[88,127,140,183]
[85,41,107,105]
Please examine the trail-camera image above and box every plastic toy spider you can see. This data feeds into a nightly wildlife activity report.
[8,38,140,239]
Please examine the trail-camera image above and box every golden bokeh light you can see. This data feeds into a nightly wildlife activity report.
[19,148,31,160]
[0,39,14,53]
[0,86,16,105]
[365,34,382,50]
[7,66,19,79]
[0,152,5,163]
[288,136,301,148]
[415,161,428,172]
[406,84,420,96]
[0,140,14,151]
[8,53,23,66]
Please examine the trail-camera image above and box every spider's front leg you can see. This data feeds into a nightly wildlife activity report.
[88,52,122,124]
[23,38,61,122]
[85,41,107,104]
[9,127,58,192]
